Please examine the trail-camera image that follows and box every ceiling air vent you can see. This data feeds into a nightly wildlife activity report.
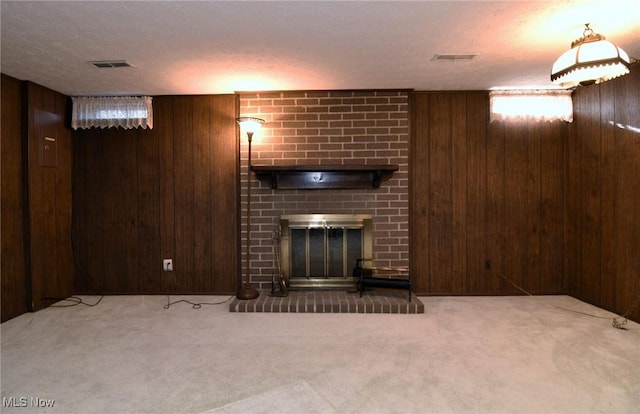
[89,60,133,68]
[431,54,478,61]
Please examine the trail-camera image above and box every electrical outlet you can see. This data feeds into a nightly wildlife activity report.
[163,259,173,272]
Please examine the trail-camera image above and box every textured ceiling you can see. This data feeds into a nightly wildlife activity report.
[1,0,639,96]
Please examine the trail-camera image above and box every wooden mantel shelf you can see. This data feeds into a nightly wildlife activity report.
[251,164,399,190]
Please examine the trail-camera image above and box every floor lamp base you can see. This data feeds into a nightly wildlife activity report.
[236,285,260,300]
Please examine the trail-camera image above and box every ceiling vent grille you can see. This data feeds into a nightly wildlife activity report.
[89,60,133,68]
[431,54,478,61]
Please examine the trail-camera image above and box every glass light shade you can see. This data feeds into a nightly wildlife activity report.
[236,117,264,136]
[551,32,631,87]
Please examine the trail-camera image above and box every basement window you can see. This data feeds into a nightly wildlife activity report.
[489,90,573,123]
[71,96,153,130]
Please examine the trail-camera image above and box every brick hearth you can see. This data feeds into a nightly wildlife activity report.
[229,290,424,313]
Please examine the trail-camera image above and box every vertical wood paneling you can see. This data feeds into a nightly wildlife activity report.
[613,73,640,323]
[84,127,108,291]
[503,120,543,293]
[428,93,453,293]
[597,81,616,311]
[192,96,213,291]
[528,122,543,292]
[576,87,602,304]
[502,120,524,293]
[486,119,506,293]
[26,82,74,310]
[73,95,238,294]
[411,91,566,296]
[565,67,639,323]
[539,121,567,293]
[409,94,431,293]
[210,95,240,292]
[72,117,89,291]
[0,78,120,318]
[565,93,582,296]
[1,75,28,321]
[465,93,488,293]
[451,93,468,293]
[137,125,161,292]
[29,109,59,306]
[112,128,139,293]
[172,97,196,292]
[157,97,177,292]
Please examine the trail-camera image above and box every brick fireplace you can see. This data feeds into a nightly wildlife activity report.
[239,90,410,291]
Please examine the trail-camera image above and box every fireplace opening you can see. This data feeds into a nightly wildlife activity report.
[280,214,372,289]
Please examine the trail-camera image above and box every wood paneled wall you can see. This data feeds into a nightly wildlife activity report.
[410,92,567,295]
[4,73,636,324]
[25,82,75,311]
[72,95,239,294]
[1,77,74,320]
[1,75,29,321]
[568,68,640,322]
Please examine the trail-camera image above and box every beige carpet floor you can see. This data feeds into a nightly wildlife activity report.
[1,295,639,414]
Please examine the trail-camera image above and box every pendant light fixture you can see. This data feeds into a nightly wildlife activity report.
[551,23,632,87]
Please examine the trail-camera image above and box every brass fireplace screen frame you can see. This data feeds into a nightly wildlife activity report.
[280,214,373,289]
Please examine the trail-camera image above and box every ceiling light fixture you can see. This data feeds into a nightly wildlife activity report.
[551,23,632,87]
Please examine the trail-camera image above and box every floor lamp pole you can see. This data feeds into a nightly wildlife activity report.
[237,128,259,300]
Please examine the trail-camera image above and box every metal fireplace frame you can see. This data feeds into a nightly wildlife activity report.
[280,214,373,289]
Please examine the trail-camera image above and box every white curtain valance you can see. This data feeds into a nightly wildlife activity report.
[71,96,153,130]
[489,90,573,123]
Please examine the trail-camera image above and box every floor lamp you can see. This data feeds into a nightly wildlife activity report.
[236,117,264,300]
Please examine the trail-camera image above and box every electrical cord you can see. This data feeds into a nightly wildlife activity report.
[496,271,639,330]
[42,295,104,308]
[612,297,640,330]
[163,295,234,309]
[43,294,235,310]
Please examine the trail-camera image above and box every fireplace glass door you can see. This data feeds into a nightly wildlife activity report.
[290,227,363,278]
[281,214,372,289]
